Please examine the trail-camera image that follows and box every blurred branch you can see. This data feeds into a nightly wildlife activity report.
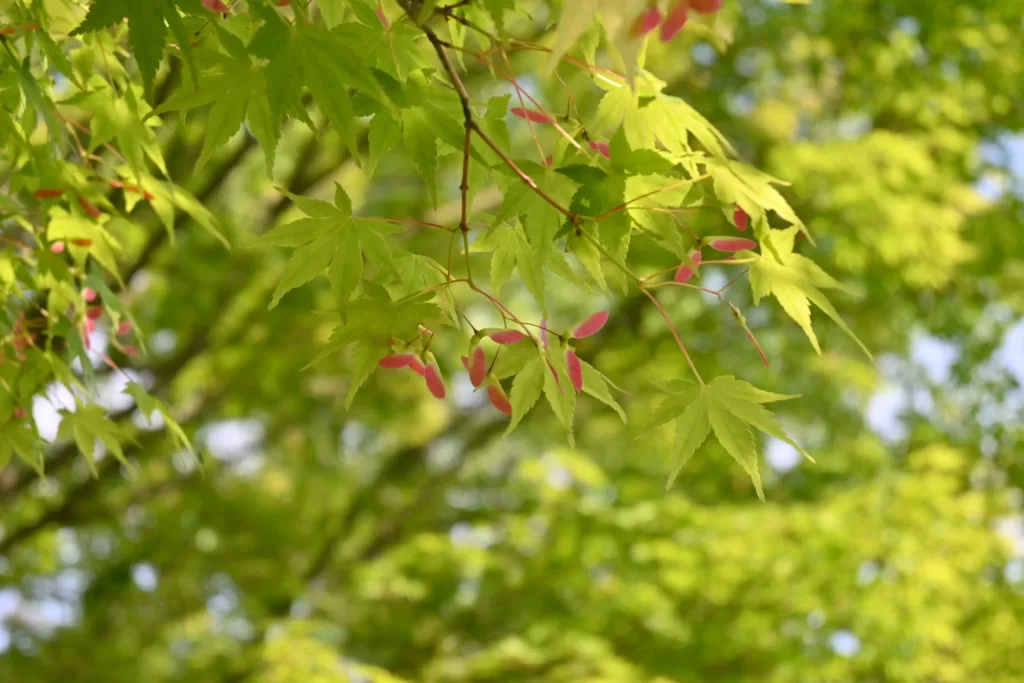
[307,416,505,582]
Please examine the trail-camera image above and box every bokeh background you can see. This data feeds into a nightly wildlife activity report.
[2,0,1024,681]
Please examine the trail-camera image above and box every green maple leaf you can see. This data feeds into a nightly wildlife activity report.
[656,376,808,501]
[58,405,135,475]
[645,93,736,159]
[490,340,538,380]
[69,0,128,34]
[296,22,387,158]
[0,419,43,474]
[124,383,193,453]
[748,227,871,359]
[401,107,439,207]
[546,1,649,82]
[473,224,548,313]
[368,111,401,179]
[46,209,125,285]
[196,81,251,171]
[303,299,441,370]
[542,341,576,446]
[506,354,545,435]
[345,341,389,409]
[263,185,399,309]
[579,359,626,422]
[70,0,202,97]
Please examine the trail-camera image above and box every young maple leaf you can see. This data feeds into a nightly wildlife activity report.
[650,376,809,500]
[748,227,871,359]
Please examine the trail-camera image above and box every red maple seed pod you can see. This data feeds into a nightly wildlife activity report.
[86,305,103,321]
[566,349,583,393]
[629,4,663,38]
[674,250,703,283]
[589,141,611,158]
[83,287,98,303]
[424,362,446,399]
[709,237,757,253]
[572,311,609,339]
[109,180,125,189]
[123,345,139,357]
[50,242,66,254]
[487,383,513,416]
[661,1,689,42]
[408,357,426,376]
[733,205,749,231]
[143,190,155,201]
[117,321,132,336]
[77,196,102,219]
[510,107,556,124]
[202,0,229,12]
[489,329,526,345]
[70,238,93,247]
[0,28,15,36]
[33,188,64,199]
[379,353,414,369]
[468,346,487,388]
[690,0,723,14]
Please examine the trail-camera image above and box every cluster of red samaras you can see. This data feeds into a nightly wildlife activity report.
[377,312,609,416]
[33,182,154,224]
[674,205,753,283]
[79,288,138,356]
[632,0,724,42]
[509,108,612,161]
[7,289,134,362]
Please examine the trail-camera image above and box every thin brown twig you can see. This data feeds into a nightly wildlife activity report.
[459,125,475,284]
[497,46,586,157]
[642,288,704,385]
[423,26,580,225]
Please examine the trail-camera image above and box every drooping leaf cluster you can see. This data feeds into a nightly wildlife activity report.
[4,0,859,495]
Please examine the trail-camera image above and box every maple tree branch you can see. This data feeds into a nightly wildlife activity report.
[459,124,476,285]
[422,25,580,225]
